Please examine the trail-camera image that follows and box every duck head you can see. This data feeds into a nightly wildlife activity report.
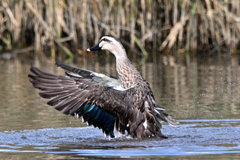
[87,35,127,59]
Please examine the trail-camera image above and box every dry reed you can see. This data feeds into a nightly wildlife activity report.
[0,0,240,59]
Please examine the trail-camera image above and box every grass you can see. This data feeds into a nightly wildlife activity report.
[0,0,240,59]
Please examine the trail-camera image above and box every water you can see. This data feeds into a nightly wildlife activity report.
[0,54,240,159]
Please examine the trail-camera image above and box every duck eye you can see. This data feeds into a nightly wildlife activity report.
[102,38,111,43]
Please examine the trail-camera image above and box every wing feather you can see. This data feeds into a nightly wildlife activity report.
[28,64,132,137]
[47,94,71,106]
[56,60,93,79]
[56,60,121,88]
[39,90,70,98]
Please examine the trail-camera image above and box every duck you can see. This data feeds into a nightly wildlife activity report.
[28,35,179,139]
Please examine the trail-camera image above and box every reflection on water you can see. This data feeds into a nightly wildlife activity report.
[0,53,240,159]
[0,119,239,159]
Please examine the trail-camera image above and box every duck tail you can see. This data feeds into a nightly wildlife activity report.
[164,114,179,127]
[155,110,179,127]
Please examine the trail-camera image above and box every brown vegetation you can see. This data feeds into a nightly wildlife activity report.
[0,0,240,59]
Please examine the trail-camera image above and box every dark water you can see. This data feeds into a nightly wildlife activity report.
[0,54,240,159]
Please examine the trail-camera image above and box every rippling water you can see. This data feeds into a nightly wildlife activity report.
[0,54,240,159]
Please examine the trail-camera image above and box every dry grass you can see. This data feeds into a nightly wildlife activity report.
[0,0,240,58]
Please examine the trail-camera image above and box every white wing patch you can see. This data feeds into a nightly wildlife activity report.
[113,85,128,91]
[92,72,123,88]
[155,107,165,111]
[143,120,148,129]
[66,72,83,78]
[66,70,129,91]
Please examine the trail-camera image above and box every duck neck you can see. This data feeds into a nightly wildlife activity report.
[114,50,141,89]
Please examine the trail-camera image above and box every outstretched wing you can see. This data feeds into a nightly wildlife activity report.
[55,60,121,89]
[28,64,133,137]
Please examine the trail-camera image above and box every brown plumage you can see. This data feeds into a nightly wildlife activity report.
[28,35,179,139]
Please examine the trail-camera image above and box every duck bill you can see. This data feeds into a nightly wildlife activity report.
[87,44,101,52]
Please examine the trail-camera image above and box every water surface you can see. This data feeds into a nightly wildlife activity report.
[0,54,240,159]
